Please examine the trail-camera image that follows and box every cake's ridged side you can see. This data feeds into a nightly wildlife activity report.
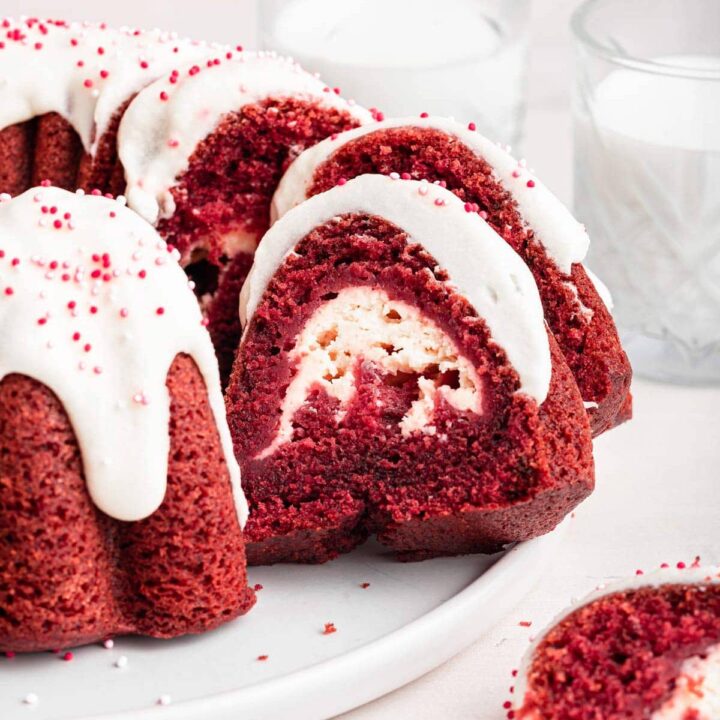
[0,112,125,197]
[31,113,84,191]
[0,354,254,653]
[76,99,133,196]
[0,122,35,196]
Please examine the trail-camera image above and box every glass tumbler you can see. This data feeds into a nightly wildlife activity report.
[572,0,720,384]
[259,0,531,148]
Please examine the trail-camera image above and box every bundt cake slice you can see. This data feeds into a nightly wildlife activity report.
[515,566,720,720]
[272,117,632,436]
[0,187,254,653]
[119,51,372,384]
[226,175,594,565]
[0,17,213,197]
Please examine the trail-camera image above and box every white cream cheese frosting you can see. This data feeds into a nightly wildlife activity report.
[271,115,590,275]
[0,17,217,156]
[256,286,482,458]
[514,566,720,716]
[0,187,247,524]
[241,175,552,404]
[119,51,372,226]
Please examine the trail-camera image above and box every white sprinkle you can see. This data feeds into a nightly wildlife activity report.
[23,693,39,705]
[103,639,114,649]
[115,655,128,669]
[157,694,172,706]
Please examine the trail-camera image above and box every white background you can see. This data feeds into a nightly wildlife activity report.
[2,1,718,718]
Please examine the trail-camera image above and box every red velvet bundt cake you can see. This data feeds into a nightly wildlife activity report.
[273,117,632,436]
[0,17,214,197]
[0,187,254,653]
[226,175,594,565]
[119,52,372,383]
[515,566,720,720]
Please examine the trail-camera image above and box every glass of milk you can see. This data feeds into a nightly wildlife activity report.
[573,0,720,385]
[259,0,530,147]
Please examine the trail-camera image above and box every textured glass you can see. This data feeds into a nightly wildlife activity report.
[572,0,720,384]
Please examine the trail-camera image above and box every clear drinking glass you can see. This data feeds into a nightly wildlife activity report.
[572,0,720,384]
[259,0,531,148]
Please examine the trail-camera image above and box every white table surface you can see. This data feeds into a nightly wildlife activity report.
[4,2,718,718]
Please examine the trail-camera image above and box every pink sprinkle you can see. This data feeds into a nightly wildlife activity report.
[337,177,347,186]
[62,651,74,662]
[159,90,169,101]
[468,122,477,131]
[120,308,129,318]
[512,170,521,178]
[526,179,536,188]
[434,198,446,207]
[677,561,686,569]
[83,78,93,88]
[5,651,16,659]
[420,112,429,118]
[156,307,165,315]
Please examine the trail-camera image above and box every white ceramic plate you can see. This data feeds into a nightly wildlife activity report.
[1,529,564,720]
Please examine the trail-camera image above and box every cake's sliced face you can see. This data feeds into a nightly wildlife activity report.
[0,18,214,196]
[121,52,370,268]
[272,117,633,436]
[516,569,720,720]
[119,52,371,382]
[228,175,594,564]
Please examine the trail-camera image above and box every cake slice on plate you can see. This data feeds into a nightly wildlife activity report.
[226,175,594,565]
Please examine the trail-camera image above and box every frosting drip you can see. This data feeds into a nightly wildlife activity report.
[119,50,371,226]
[0,187,247,524]
[0,17,218,155]
[241,175,551,404]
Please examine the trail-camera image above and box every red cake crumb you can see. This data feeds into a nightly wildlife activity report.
[227,213,593,564]
[306,127,632,435]
[257,654,269,661]
[322,623,337,635]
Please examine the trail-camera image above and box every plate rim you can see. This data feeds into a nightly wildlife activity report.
[84,525,565,720]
